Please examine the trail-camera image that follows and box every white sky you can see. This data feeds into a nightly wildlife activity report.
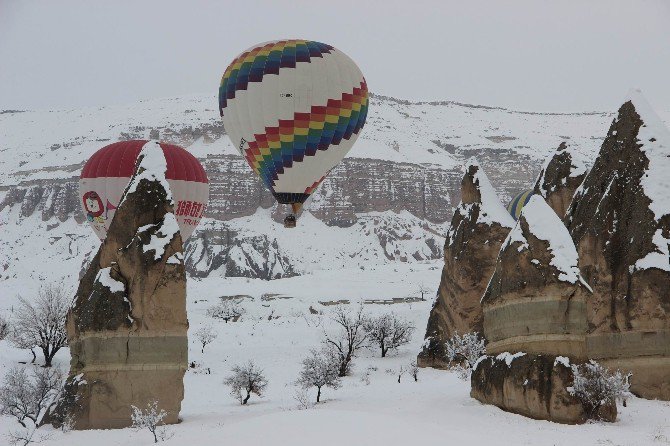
[1,0,668,112]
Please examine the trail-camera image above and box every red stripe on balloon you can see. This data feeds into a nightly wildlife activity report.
[81,140,208,184]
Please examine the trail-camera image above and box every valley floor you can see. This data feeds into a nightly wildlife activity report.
[1,263,669,446]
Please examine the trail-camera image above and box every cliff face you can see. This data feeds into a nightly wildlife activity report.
[567,91,670,400]
[482,195,589,359]
[533,142,589,219]
[417,160,513,368]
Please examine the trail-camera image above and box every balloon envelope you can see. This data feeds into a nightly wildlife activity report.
[219,39,368,206]
[507,190,535,221]
[79,140,209,241]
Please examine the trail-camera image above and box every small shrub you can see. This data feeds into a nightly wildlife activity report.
[444,331,486,380]
[569,360,632,420]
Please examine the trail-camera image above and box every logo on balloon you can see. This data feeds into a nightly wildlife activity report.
[82,191,104,221]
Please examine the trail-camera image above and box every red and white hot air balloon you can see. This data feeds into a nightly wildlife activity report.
[79,140,209,241]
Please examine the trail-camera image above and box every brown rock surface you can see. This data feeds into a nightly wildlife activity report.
[482,195,589,359]
[567,91,670,400]
[418,160,514,368]
[471,353,616,424]
[533,142,589,219]
[51,141,188,429]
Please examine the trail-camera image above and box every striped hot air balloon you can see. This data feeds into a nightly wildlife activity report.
[79,140,209,241]
[507,190,535,221]
[219,39,368,227]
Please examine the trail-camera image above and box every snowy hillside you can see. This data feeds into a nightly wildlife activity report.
[0,93,636,288]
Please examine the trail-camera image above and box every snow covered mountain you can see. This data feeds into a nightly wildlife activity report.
[1,93,660,287]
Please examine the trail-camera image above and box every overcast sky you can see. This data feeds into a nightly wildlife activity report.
[1,0,668,112]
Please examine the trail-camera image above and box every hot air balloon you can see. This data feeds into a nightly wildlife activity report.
[218,39,368,227]
[507,190,535,221]
[79,140,209,241]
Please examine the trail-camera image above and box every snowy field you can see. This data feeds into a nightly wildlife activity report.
[1,263,670,446]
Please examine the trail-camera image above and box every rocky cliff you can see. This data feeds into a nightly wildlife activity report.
[52,142,188,429]
[417,160,513,368]
[567,90,670,400]
[482,195,590,358]
[533,142,589,219]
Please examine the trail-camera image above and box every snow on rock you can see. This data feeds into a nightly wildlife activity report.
[121,140,173,204]
[143,213,180,261]
[504,195,581,283]
[625,89,670,272]
[554,356,571,368]
[495,351,526,367]
[92,267,125,294]
[467,158,515,228]
[167,252,184,265]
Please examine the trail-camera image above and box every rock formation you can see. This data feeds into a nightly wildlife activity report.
[471,354,615,424]
[418,159,514,368]
[567,90,670,400]
[473,192,596,424]
[482,195,590,359]
[533,142,589,219]
[51,142,188,429]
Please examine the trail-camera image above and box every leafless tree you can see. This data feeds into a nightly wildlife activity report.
[409,361,419,382]
[131,400,170,443]
[206,299,245,323]
[323,305,367,377]
[444,331,486,380]
[0,366,64,429]
[363,313,415,357]
[0,313,9,340]
[7,425,52,446]
[223,361,268,405]
[297,348,341,403]
[569,360,632,420]
[10,285,69,367]
[417,283,431,301]
[194,324,217,353]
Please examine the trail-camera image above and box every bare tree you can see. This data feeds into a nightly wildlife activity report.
[206,299,245,323]
[323,306,367,376]
[0,313,9,341]
[363,313,415,357]
[194,324,217,353]
[223,361,268,405]
[7,425,52,446]
[409,361,419,382]
[569,360,632,420]
[297,348,341,403]
[0,366,64,428]
[417,283,431,301]
[131,400,170,443]
[11,285,69,367]
[444,331,486,380]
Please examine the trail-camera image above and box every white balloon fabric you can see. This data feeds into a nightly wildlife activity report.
[79,140,209,241]
[219,39,368,207]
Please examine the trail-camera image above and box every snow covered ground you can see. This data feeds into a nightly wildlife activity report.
[1,262,669,446]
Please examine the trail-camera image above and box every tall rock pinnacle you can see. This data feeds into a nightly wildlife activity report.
[51,141,188,429]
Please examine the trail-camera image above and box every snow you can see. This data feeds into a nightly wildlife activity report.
[143,213,180,261]
[504,195,583,284]
[635,228,670,272]
[495,351,526,367]
[2,266,669,446]
[93,267,125,294]
[624,89,670,272]
[122,140,173,204]
[167,252,184,265]
[536,142,590,197]
[554,356,571,368]
[467,158,515,228]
